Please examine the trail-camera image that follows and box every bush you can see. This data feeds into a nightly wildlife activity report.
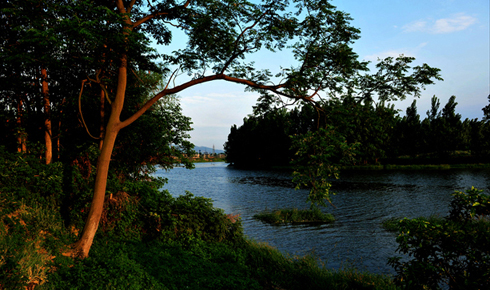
[388,187,490,289]
[140,190,244,245]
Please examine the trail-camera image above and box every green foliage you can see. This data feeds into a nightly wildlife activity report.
[241,240,397,290]
[388,187,490,289]
[0,146,64,202]
[0,202,66,289]
[382,214,444,233]
[141,191,244,245]
[42,237,397,290]
[0,147,244,288]
[253,207,335,224]
[291,126,359,208]
[42,238,262,290]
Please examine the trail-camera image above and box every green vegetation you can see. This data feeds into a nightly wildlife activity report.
[382,215,444,232]
[40,238,399,290]
[344,163,490,170]
[254,208,335,225]
[1,0,444,259]
[0,149,397,289]
[2,0,487,288]
[385,188,490,289]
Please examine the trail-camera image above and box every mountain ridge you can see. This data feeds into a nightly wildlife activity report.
[194,146,225,154]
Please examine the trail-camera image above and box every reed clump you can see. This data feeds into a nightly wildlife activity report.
[254,207,335,224]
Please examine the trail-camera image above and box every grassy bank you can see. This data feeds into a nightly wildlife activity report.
[192,158,226,163]
[1,195,395,290]
[36,237,397,290]
[342,163,490,170]
[0,153,396,290]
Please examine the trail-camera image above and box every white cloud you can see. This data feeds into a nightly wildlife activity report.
[181,95,215,105]
[402,13,477,34]
[432,14,477,33]
[403,20,428,33]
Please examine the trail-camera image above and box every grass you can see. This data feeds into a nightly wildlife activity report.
[1,200,69,289]
[0,155,396,290]
[253,207,335,224]
[40,237,398,290]
[1,190,398,290]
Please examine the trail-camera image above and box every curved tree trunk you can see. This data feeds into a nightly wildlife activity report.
[70,125,119,257]
[69,53,128,258]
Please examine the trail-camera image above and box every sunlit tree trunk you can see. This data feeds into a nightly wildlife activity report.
[71,53,128,258]
[42,67,52,164]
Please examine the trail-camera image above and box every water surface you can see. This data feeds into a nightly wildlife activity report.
[155,163,490,275]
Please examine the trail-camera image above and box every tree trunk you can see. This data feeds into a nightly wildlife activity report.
[69,53,128,258]
[70,125,119,257]
[42,67,52,164]
[99,88,105,150]
[16,98,26,153]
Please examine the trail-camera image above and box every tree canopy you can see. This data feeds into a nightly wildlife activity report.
[1,0,444,257]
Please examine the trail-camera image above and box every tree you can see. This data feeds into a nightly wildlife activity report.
[483,95,490,122]
[389,187,490,289]
[2,0,442,257]
[440,95,463,154]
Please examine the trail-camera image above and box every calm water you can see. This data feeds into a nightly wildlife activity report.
[154,163,490,275]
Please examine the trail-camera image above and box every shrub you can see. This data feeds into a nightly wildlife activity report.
[140,190,244,245]
[388,187,490,289]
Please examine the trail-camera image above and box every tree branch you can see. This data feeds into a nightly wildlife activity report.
[220,10,270,74]
[117,73,310,130]
[133,0,192,28]
[78,79,100,140]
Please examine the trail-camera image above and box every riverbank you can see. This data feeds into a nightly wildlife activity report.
[40,236,398,290]
[0,157,398,289]
[342,163,490,170]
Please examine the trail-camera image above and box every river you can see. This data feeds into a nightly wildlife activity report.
[154,162,490,275]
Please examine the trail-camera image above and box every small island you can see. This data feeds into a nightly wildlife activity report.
[254,208,335,225]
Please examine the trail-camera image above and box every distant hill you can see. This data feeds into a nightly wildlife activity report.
[194,146,225,154]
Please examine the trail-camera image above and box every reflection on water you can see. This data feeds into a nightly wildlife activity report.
[154,162,490,275]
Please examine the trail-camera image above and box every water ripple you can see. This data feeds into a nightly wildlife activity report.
[157,163,490,275]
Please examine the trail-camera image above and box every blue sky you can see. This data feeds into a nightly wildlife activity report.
[154,0,489,149]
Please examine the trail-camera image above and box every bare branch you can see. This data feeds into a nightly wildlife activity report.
[78,79,100,140]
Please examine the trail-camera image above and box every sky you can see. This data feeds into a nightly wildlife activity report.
[154,0,489,150]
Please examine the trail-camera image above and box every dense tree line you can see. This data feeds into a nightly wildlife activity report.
[225,95,490,167]
[393,96,490,160]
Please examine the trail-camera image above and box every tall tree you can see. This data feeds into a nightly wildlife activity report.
[482,95,490,122]
[1,0,442,257]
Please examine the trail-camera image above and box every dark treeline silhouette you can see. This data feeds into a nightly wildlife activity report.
[225,95,490,167]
